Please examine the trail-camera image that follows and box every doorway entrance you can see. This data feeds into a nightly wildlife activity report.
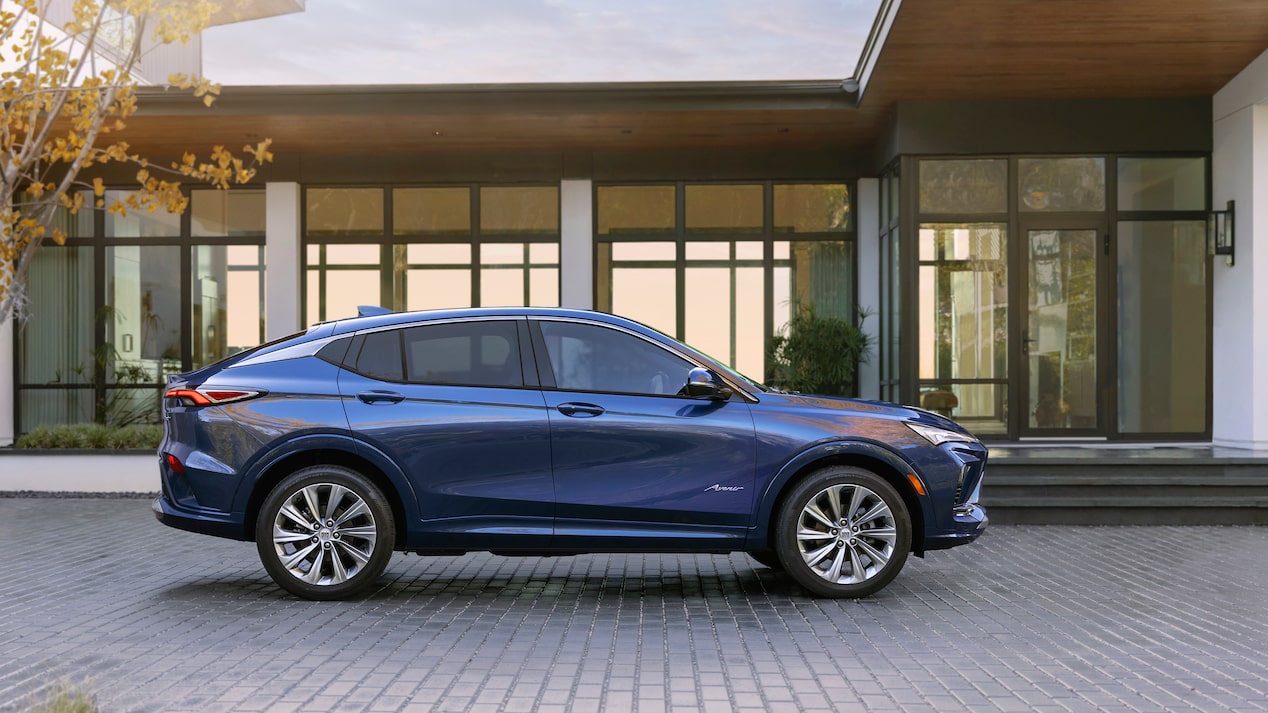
[1019,222,1107,437]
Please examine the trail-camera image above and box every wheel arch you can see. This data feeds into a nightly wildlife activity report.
[750,442,929,556]
[240,436,416,548]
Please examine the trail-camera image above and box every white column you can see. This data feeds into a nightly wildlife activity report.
[0,319,13,446]
[1212,49,1268,449]
[560,179,594,310]
[856,178,881,401]
[265,182,303,339]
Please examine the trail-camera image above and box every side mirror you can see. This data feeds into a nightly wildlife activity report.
[684,367,733,400]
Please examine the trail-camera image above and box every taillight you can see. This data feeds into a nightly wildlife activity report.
[165,453,185,475]
[164,388,262,406]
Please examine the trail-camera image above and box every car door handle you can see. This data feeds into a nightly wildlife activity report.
[357,390,405,405]
[557,402,605,418]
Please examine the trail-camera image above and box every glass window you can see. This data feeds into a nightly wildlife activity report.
[191,189,265,237]
[480,243,559,308]
[480,186,558,234]
[404,244,472,311]
[539,321,692,396]
[20,247,94,385]
[354,330,403,382]
[685,184,762,233]
[1018,157,1106,212]
[403,321,522,388]
[1117,221,1207,433]
[596,241,678,337]
[306,188,384,236]
[19,389,93,432]
[193,245,265,369]
[774,184,850,233]
[105,245,182,385]
[917,224,1008,380]
[103,190,181,237]
[918,159,1007,214]
[1117,157,1206,212]
[684,241,765,378]
[918,384,1008,436]
[394,187,471,236]
[598,185,675,235]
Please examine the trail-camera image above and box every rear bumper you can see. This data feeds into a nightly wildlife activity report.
[152,495,248,541]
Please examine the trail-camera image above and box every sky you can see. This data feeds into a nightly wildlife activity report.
[201,0,881,86]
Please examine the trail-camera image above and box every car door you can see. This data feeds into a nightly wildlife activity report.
[531,318,757,551]
[340,318,554,549]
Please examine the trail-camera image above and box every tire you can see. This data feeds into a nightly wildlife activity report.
[774,466,911,598]
[255,465,396,600]
[747,550,785,571]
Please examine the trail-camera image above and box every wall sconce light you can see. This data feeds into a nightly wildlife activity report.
[1209,200,1234,266]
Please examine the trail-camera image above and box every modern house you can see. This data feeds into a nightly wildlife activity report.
[3,0,1268,456]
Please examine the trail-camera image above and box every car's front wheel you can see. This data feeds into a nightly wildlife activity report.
[775,466,911,598]
[256,465,395,600]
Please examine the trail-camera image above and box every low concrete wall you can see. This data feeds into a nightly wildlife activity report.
[0,452,158,493]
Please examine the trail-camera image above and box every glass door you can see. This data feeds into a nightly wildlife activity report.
[1020,225,1105,436]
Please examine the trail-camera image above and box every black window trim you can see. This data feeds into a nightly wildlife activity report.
[528,316,757,403]
[343,316,534,391]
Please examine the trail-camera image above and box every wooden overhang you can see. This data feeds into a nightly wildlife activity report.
[116,0,1268,158]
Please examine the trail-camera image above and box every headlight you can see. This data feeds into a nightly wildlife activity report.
[906,422,978,446]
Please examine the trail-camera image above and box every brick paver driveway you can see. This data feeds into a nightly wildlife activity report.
[1,498,1266,713]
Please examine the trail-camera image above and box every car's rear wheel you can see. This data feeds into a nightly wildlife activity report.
[775,466,911,598]
[256,465,395,600]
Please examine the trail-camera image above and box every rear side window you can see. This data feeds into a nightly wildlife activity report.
[355,330,404,381]
[403,320,523,388]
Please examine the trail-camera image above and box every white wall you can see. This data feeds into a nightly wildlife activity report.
[265,182,302,338]
[560,179,594,310]
[0,319,12,446]
[1212,49,1268,449]
[856,178,881,400]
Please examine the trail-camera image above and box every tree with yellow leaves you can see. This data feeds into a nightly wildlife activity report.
[0,0,272,324]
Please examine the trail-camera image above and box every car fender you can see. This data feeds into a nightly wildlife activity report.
[232,432,421,526]
[747,439,931,550]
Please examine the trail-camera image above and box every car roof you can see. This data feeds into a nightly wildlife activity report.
[324,307,645,336]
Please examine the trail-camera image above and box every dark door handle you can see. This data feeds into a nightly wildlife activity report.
[1022,336,1037,355]
[557,402,605,418]
[357,390,405,405]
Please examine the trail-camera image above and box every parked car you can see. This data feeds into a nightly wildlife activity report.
[154,308,987,600]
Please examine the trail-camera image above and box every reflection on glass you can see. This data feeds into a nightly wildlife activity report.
[21,247,94,385]
[106,245,181,385]
[193,245,265,369]
[102,387,161,427]
[1117,221,1207,433]
[191,190,265,237]
[1117,157,1206,212]
[306,188,384,236]
[104,190,181,237]
[1027,229,1097,430]
[1018,158,1105,212]
[19,389,93,431]
[917,224,1007,380]
[918,384,1007,435]
[771,241,854,383]
[394,187,470,235]
[598,185,675,235]
[774,184,850,233]
[480,186,559,234]
[685,184,762,233]
[918,160,1007,214]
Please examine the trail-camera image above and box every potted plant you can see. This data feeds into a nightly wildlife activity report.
[768,305,872,397]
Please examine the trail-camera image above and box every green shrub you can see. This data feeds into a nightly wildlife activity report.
[14,423,162,450]
[769,305,873,397]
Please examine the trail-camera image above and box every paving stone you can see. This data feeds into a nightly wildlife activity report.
[0,499,1267,712]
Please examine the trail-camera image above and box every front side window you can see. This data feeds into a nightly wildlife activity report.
[403,321,522,388]
[538,321,692,396]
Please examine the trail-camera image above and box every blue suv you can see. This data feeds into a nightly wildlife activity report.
[154,308,987,600]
